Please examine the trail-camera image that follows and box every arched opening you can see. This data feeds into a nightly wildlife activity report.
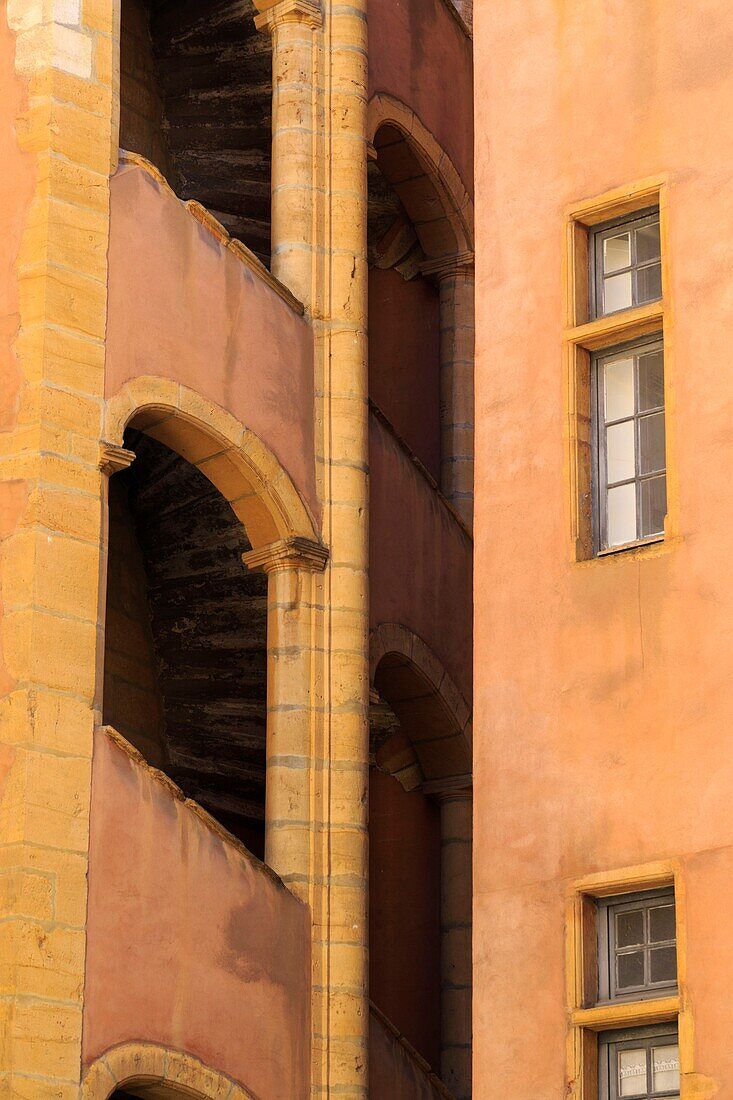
[369,642,472,1081]
[103,426,269,857]
[368,124,442,479]
[119,0,272,263]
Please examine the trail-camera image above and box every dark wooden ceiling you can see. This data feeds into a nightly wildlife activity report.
[117,431,269,858]
[126,0,273,263]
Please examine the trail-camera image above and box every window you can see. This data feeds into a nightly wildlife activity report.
[566,185,670,561]
[599,1026,680,1100]
[593,337,666,551]
[597,889,677,1001]
[565,867,683,1100]
[592,210,662,317]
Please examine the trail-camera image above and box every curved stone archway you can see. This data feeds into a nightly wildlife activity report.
[368,93,474,262]
[81,1043,257,1100]
[370,622,472,788]
[104,377,320,552]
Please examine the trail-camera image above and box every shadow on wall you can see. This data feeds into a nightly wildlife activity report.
[120,0,273,262]
[103,428,269,859]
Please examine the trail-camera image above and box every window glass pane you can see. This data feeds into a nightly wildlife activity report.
[649,904,676,943]
[617,950,645,990]
[608,483,637,547]
[604,357,635,421]
[638,349,665,412]
[604,232,631,273]
[652,1044,680,1091]
[604,270,633,313]
[636,220,661,263]
[607,421,636,484]
[639,412,666,475]
[618,1048,648,1097]
[640,475,667,539]
[636,261,662,304]
[616,908,644,948]
[649,945,677,984]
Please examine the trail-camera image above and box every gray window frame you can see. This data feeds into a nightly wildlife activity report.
[591,208,662,318]
[591,334,666,554]
[597,888,677,1003]
[598,1024,679,1100]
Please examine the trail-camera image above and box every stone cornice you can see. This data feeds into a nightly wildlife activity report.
[420,250,475,281]
[242,536,329,574]
[99,443,136,477]
[254,0,323,33]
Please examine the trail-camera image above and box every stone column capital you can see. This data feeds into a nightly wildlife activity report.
[254,0,323,33]
[99,442,136,477]
[242,536,329,575]
[420,250,475,282]
[422,774,473,802]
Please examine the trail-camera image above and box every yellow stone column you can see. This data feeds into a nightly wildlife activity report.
[423,252,476,527]
[242,537,328,880]
[254,0,323,305]
[255,0,370,1095]
[438,786,473,1100]
[0,1,118,1094]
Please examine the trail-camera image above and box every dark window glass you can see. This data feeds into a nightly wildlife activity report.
[598,888,677,1001]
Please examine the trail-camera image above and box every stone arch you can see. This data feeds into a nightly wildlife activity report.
[81,1042,256,1100]
[368,93,474,261]
[370,622,472,789]
[104,378,319,551]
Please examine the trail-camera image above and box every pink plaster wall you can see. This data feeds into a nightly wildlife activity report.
[474,2,733,1096]
[368,0,473,196]
[369,267,441,481]
[369,1008,449,1100]
[105,164,318,522]
[369,411,472,705]
[369,768,442,1070]
[83,727,310,1099]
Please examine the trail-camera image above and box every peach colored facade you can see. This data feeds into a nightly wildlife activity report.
[474,4,733,1099]
[0,1,473,1098]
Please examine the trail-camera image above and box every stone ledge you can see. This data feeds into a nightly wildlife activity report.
[96,725,294,895]
[117,150,306,316]
[369,400,473,543]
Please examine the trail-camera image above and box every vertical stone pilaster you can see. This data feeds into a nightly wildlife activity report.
[422,253,476,528]
[255,0,370,1095]
[254,0,323,305]
[0,2,118,1095]
[438,786,473,1100]
[242,536,328,882]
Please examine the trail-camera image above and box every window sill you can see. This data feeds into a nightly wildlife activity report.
[565,300,664,351]
[574,533,679,566]
[571,994,680,1032]
[597,535,664,557]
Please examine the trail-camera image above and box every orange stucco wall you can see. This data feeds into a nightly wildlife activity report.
[84,727,310,1099]
[105,162,319,521]
[368,0,473,196]
[474,3,733,1097]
